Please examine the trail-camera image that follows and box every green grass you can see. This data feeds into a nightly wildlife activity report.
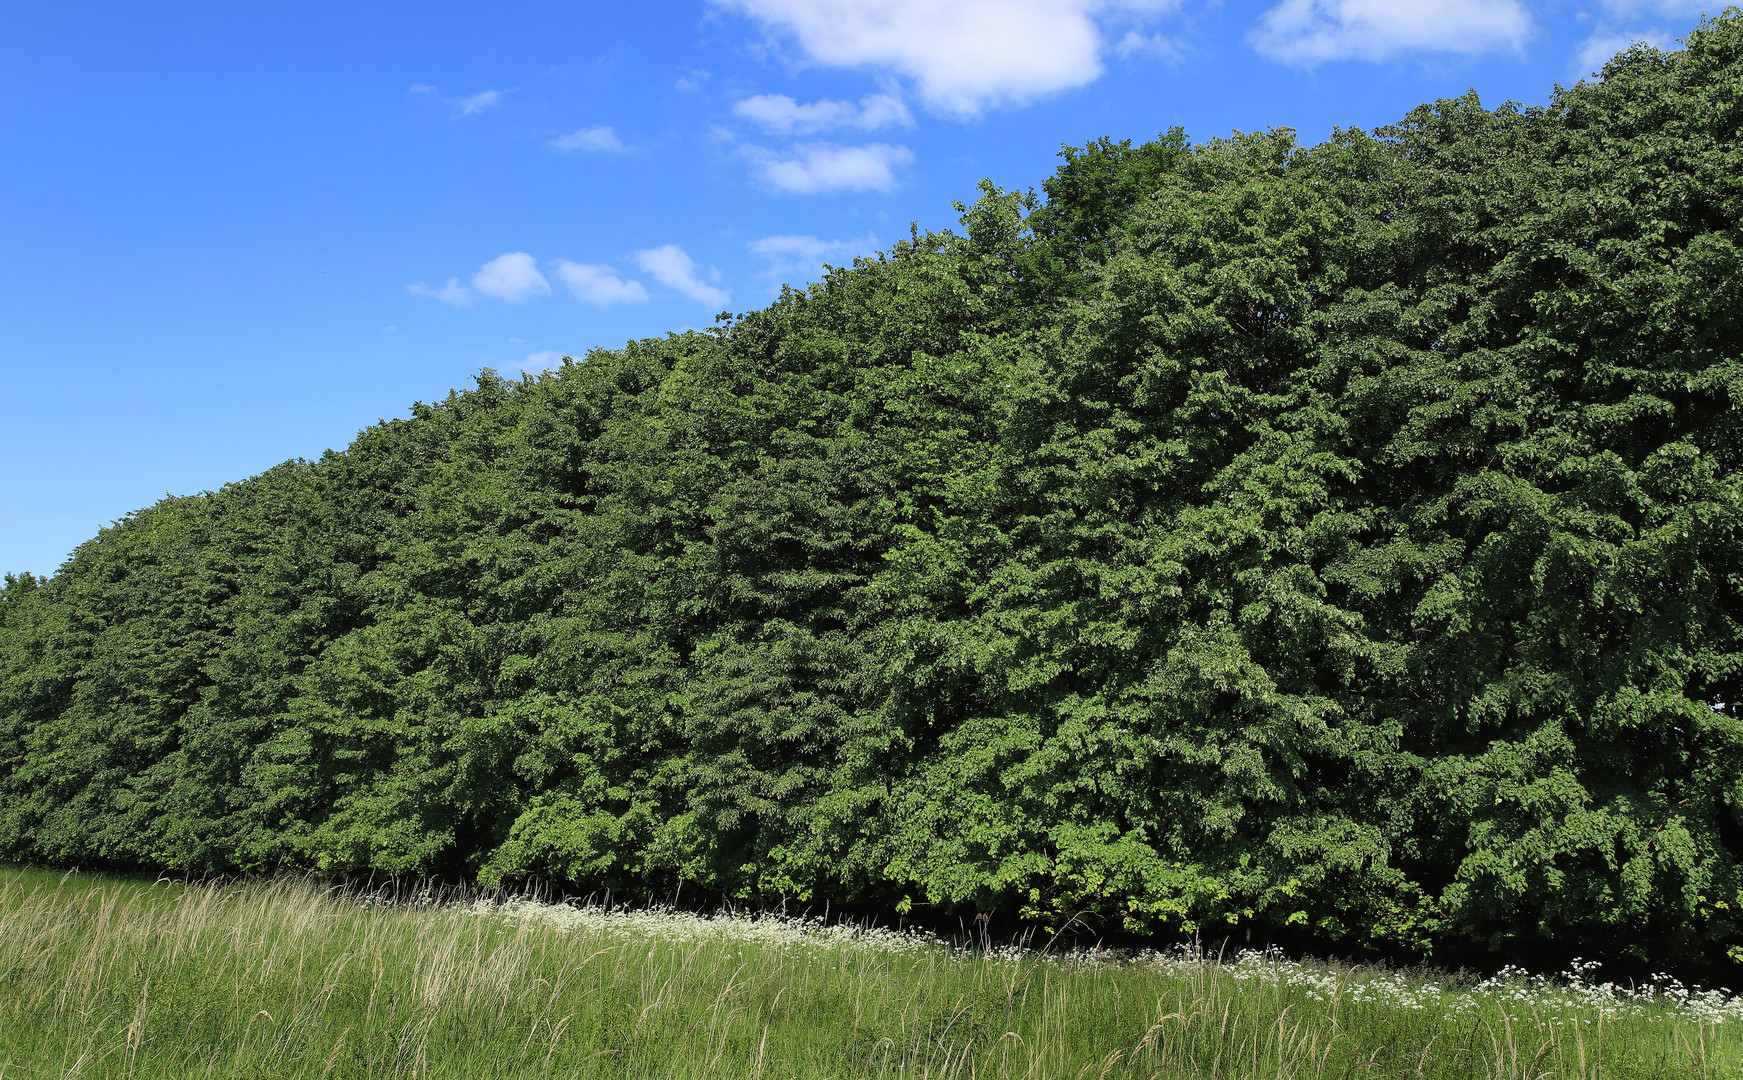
[0,866,1735,1079]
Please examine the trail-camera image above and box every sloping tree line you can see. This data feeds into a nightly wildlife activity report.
[5,15,1743,969]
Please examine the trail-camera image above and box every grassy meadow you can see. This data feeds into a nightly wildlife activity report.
[0,866,1737,1080]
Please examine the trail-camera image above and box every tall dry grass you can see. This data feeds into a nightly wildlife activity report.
[0,866,1734,1079]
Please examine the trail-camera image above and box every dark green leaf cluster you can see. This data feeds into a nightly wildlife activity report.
[7,15,1743,967]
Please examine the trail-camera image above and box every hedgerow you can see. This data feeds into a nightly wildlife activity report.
[5,14,1743,969]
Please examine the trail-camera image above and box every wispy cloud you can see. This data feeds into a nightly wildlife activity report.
[407,278,473,307]
[1115,30,1184,61]
[549,125,626,152]
[1250,0,1530,65]
[408,252,549,307]
[408,83,437,94]
[744,142,913,194]
[634,245,730,307]
[711,0,1179,118]
[1570,0,1694,77]
[733,93,912,136]
[749,233,878,290]
[522,350,566,371]
[453,89,509,116]
[1574,28,1674,75]
[1594,0,1703,14]
[553,260,649,304]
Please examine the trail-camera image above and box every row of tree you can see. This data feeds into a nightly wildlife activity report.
[6,15,1743,970]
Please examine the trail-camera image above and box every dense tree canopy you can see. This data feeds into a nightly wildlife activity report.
[6,16,1743,969]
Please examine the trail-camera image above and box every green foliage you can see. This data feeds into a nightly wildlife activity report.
[6,15,1743,966]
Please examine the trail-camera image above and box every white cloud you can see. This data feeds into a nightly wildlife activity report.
[407,278,473,307]
[454,89,508,116]
[1251,0,1531,65]
[634,245,731,307]
[711,0,1178,117]
[553,260,650,304]
[733,93,912,135]
[472,252,550,302]
[549,125,625,152]
[749,233,878,289]
[744,142,914,193]
[408,83,437,94]
[522,350,565,370]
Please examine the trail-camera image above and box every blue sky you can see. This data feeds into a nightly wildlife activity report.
[0,0,1709,575]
